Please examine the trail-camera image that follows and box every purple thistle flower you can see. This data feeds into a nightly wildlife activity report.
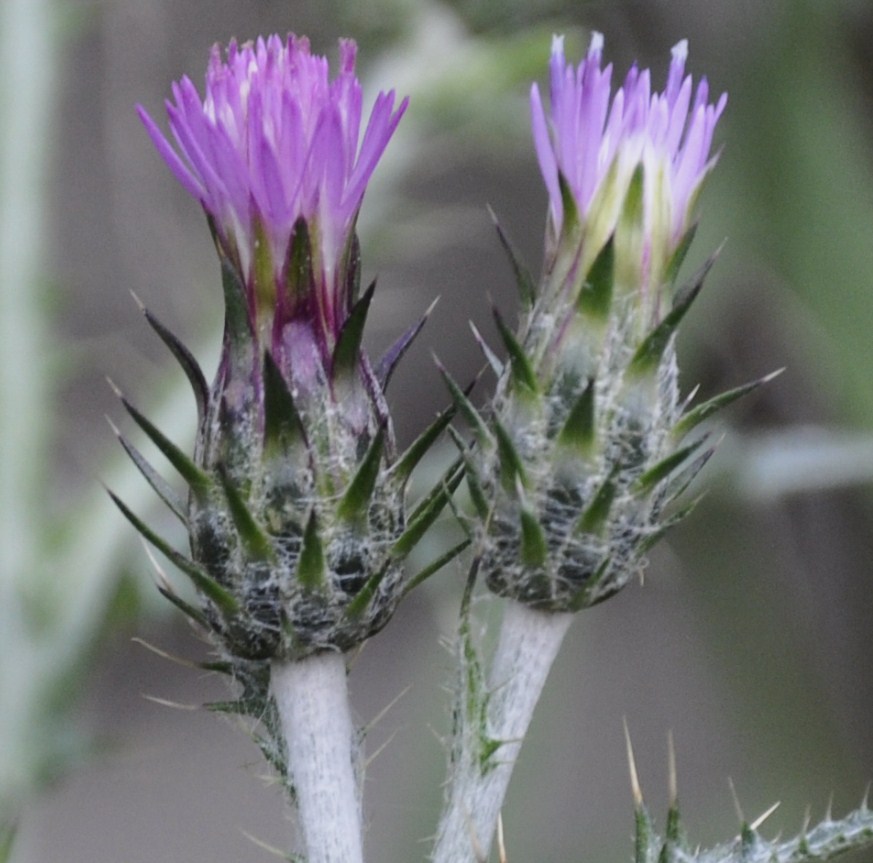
[138,35,407,380]
[530,33,726,267]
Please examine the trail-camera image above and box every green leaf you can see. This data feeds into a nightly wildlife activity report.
[344,561,390,619]
[627,254,712,377]
[218,245,254,354]
[469,321,504,378]
[296,509,327,592]
[636,438,708,494]
[285,217,314,301]
[403,538,472,596]
[113,385,212,503]
[157,585,211,629]
[488,204,535,308]
[663,223,698,287]
[108,490,238,615]
[218,469,275,563]
[519,506,548,567]
[558,170,580,233]
[673,369,783,439]
[332,280,375,381]
[336,424,386,524]
[492,306,539,397]
[393,460,465,559]
[577,236,614,319]
[576,474,616,536]
[111,421,186,523]
[557,378,596,456]
[392,402,456,486]
[494,419,526,491]
[262,350,306,453]
[436,361,491,445]
[135,294,209,423]
[448,427,490,520]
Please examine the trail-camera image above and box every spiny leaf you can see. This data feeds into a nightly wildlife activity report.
[218,469,275,563]
[285,217,314,301]
[375,297,437,391]
[109,418,186,522]
[557,378,596,456]
[576,473,617,536]
[628,250,718,377]
[494,419,527,491]
[448,427,489,520]
[558,170,580,233]
[336,424,386,524]
[673,369,783,439]
[332,281,375,381]
[392,402,456,486]
[663,223,698,286]
[108,490,238,615]
[436,360,491,445]
[157,585,210,629]
[296,509,327,592]
[393,459,465,559]
[263,350,306,452]
[112,383,211,502]
[218,246,254,353]
[636,438,708,494]
[492,306,539,398]
[577,236,614,319]
[469,321,504,378]
[569,558,612,611]
[134,293,209,423]
[519,505,548,568]
[344,562,391,619]
[488,204,535,308]
[403,538,472,596]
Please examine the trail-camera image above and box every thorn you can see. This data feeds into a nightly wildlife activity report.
[131,637,200,669]
[667,730,677,806]
[240,829,289,859]
[361,685,412,736]
[106,376,123,398]
[497,812,508,863]
[364,730,399,769]
[140,537,172,589]
[825,792,834,821]
[750,801,780,831]
[801,806,811,834]
[129,289,147,312]
[105,414,121,436]
[623,718,643,806]
[141,693,199,710]
[862,783,871,811]
[728,777,745,824]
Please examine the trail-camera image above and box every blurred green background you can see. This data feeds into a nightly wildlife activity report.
[3,0,873,861]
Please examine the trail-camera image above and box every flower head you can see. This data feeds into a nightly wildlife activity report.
[139,35,407,371]
[530,33,726,300]
[119,37,453,669]
[449,34,735,614]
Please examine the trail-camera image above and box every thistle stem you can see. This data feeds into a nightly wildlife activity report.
[432,600,573,863]
[271,652,363,863]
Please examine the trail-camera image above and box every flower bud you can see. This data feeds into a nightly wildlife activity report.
[453,34,747,612]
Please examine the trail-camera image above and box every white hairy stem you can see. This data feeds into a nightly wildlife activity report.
[271,652,363,863]
[432,600,574,863]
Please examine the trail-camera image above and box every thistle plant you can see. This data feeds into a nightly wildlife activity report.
[102,25,873,863]
[113,35,462,863]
